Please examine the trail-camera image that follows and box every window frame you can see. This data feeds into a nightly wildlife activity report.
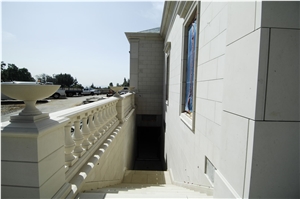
[179,3,200,131]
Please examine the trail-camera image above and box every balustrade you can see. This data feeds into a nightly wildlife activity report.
[51,93,135,172]
[1,92,135,199]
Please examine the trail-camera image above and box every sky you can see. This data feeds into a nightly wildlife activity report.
[1,0,164,88]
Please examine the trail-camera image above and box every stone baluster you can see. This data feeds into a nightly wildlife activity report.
[109,102,115,123]
[97,108,104,136]
[88,112,97,144]
[102,104,108,122]
[113,101,118,122]
[108,102,114,125]
[64,122,78,167]
[98,106,105,133]
[81,115,92,150]
[103,104,112,130]
[93,109,102,139]
[73,117,86,157]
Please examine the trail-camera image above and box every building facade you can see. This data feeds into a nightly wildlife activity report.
[127,1,300,198]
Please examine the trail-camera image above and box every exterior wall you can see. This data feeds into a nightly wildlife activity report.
[163,0,227,191]
[126,33,164,120]
[161,1,299,198]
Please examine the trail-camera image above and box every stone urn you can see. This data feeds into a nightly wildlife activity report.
[110,86,124,97]
[1,81,60,122]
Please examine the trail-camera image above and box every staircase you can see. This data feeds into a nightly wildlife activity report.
[77,170,213,199]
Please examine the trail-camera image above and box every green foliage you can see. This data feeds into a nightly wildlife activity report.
[1,62,35,82]
[109,77,130,88]
[35,73,55,84]
[72,84,83,89]
[122,77,130,87]
[55,73,77,87]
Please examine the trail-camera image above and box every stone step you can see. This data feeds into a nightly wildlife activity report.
[122,170,172,184]
[77,170,213,198]
[79,183,212,199]
[77,193,210,198]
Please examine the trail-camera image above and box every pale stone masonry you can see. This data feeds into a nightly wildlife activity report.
[1,1,299,199]
[126,30,164,126]
[126,1,300,198]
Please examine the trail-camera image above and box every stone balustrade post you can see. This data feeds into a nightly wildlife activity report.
[1,117,70,198]
[64,122,78,167]
[131,93,136,108]
[116,96,125,123]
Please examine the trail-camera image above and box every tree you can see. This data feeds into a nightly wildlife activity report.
[1,62,35,82]
[55,73,77,87]
[1,61,7,81]
[36,73,55,84]
[122,77,130,87]
[109,82,113,87]
[90,83,95,89]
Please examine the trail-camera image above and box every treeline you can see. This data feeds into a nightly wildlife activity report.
[36,73,82,88]
[1,61,130,89]
[109,78,130,88]
[1,61,35,82]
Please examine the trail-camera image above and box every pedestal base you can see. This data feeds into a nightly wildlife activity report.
[10,113,50,123]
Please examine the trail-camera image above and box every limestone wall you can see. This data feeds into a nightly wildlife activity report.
[162,1,299,198]
[126,33,164,117]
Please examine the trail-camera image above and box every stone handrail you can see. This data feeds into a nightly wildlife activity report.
[1,93,135,199]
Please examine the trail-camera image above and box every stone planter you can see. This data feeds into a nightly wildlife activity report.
[1,81,60,122]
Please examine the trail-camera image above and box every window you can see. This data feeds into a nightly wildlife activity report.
[180,3,199,130]
[184,17,197,114]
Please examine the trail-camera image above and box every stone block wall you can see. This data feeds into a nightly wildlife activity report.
[161,1,299,198]
[126,32,164,124]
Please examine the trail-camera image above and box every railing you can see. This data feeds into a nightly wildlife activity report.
[51,97,120,180]
[1,92,136,199]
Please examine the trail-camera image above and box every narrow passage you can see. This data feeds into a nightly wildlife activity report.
[134,127,163,171]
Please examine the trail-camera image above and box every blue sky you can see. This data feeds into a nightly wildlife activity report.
[2,0,164,88]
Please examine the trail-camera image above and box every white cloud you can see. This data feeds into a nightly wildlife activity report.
[2,31,17,42]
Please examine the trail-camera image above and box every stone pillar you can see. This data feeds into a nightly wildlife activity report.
[128,38,140,91]
[1,117,69,198]
[116,96,125,123]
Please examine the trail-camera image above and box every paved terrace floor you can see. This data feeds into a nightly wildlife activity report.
[1,95,107,122]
